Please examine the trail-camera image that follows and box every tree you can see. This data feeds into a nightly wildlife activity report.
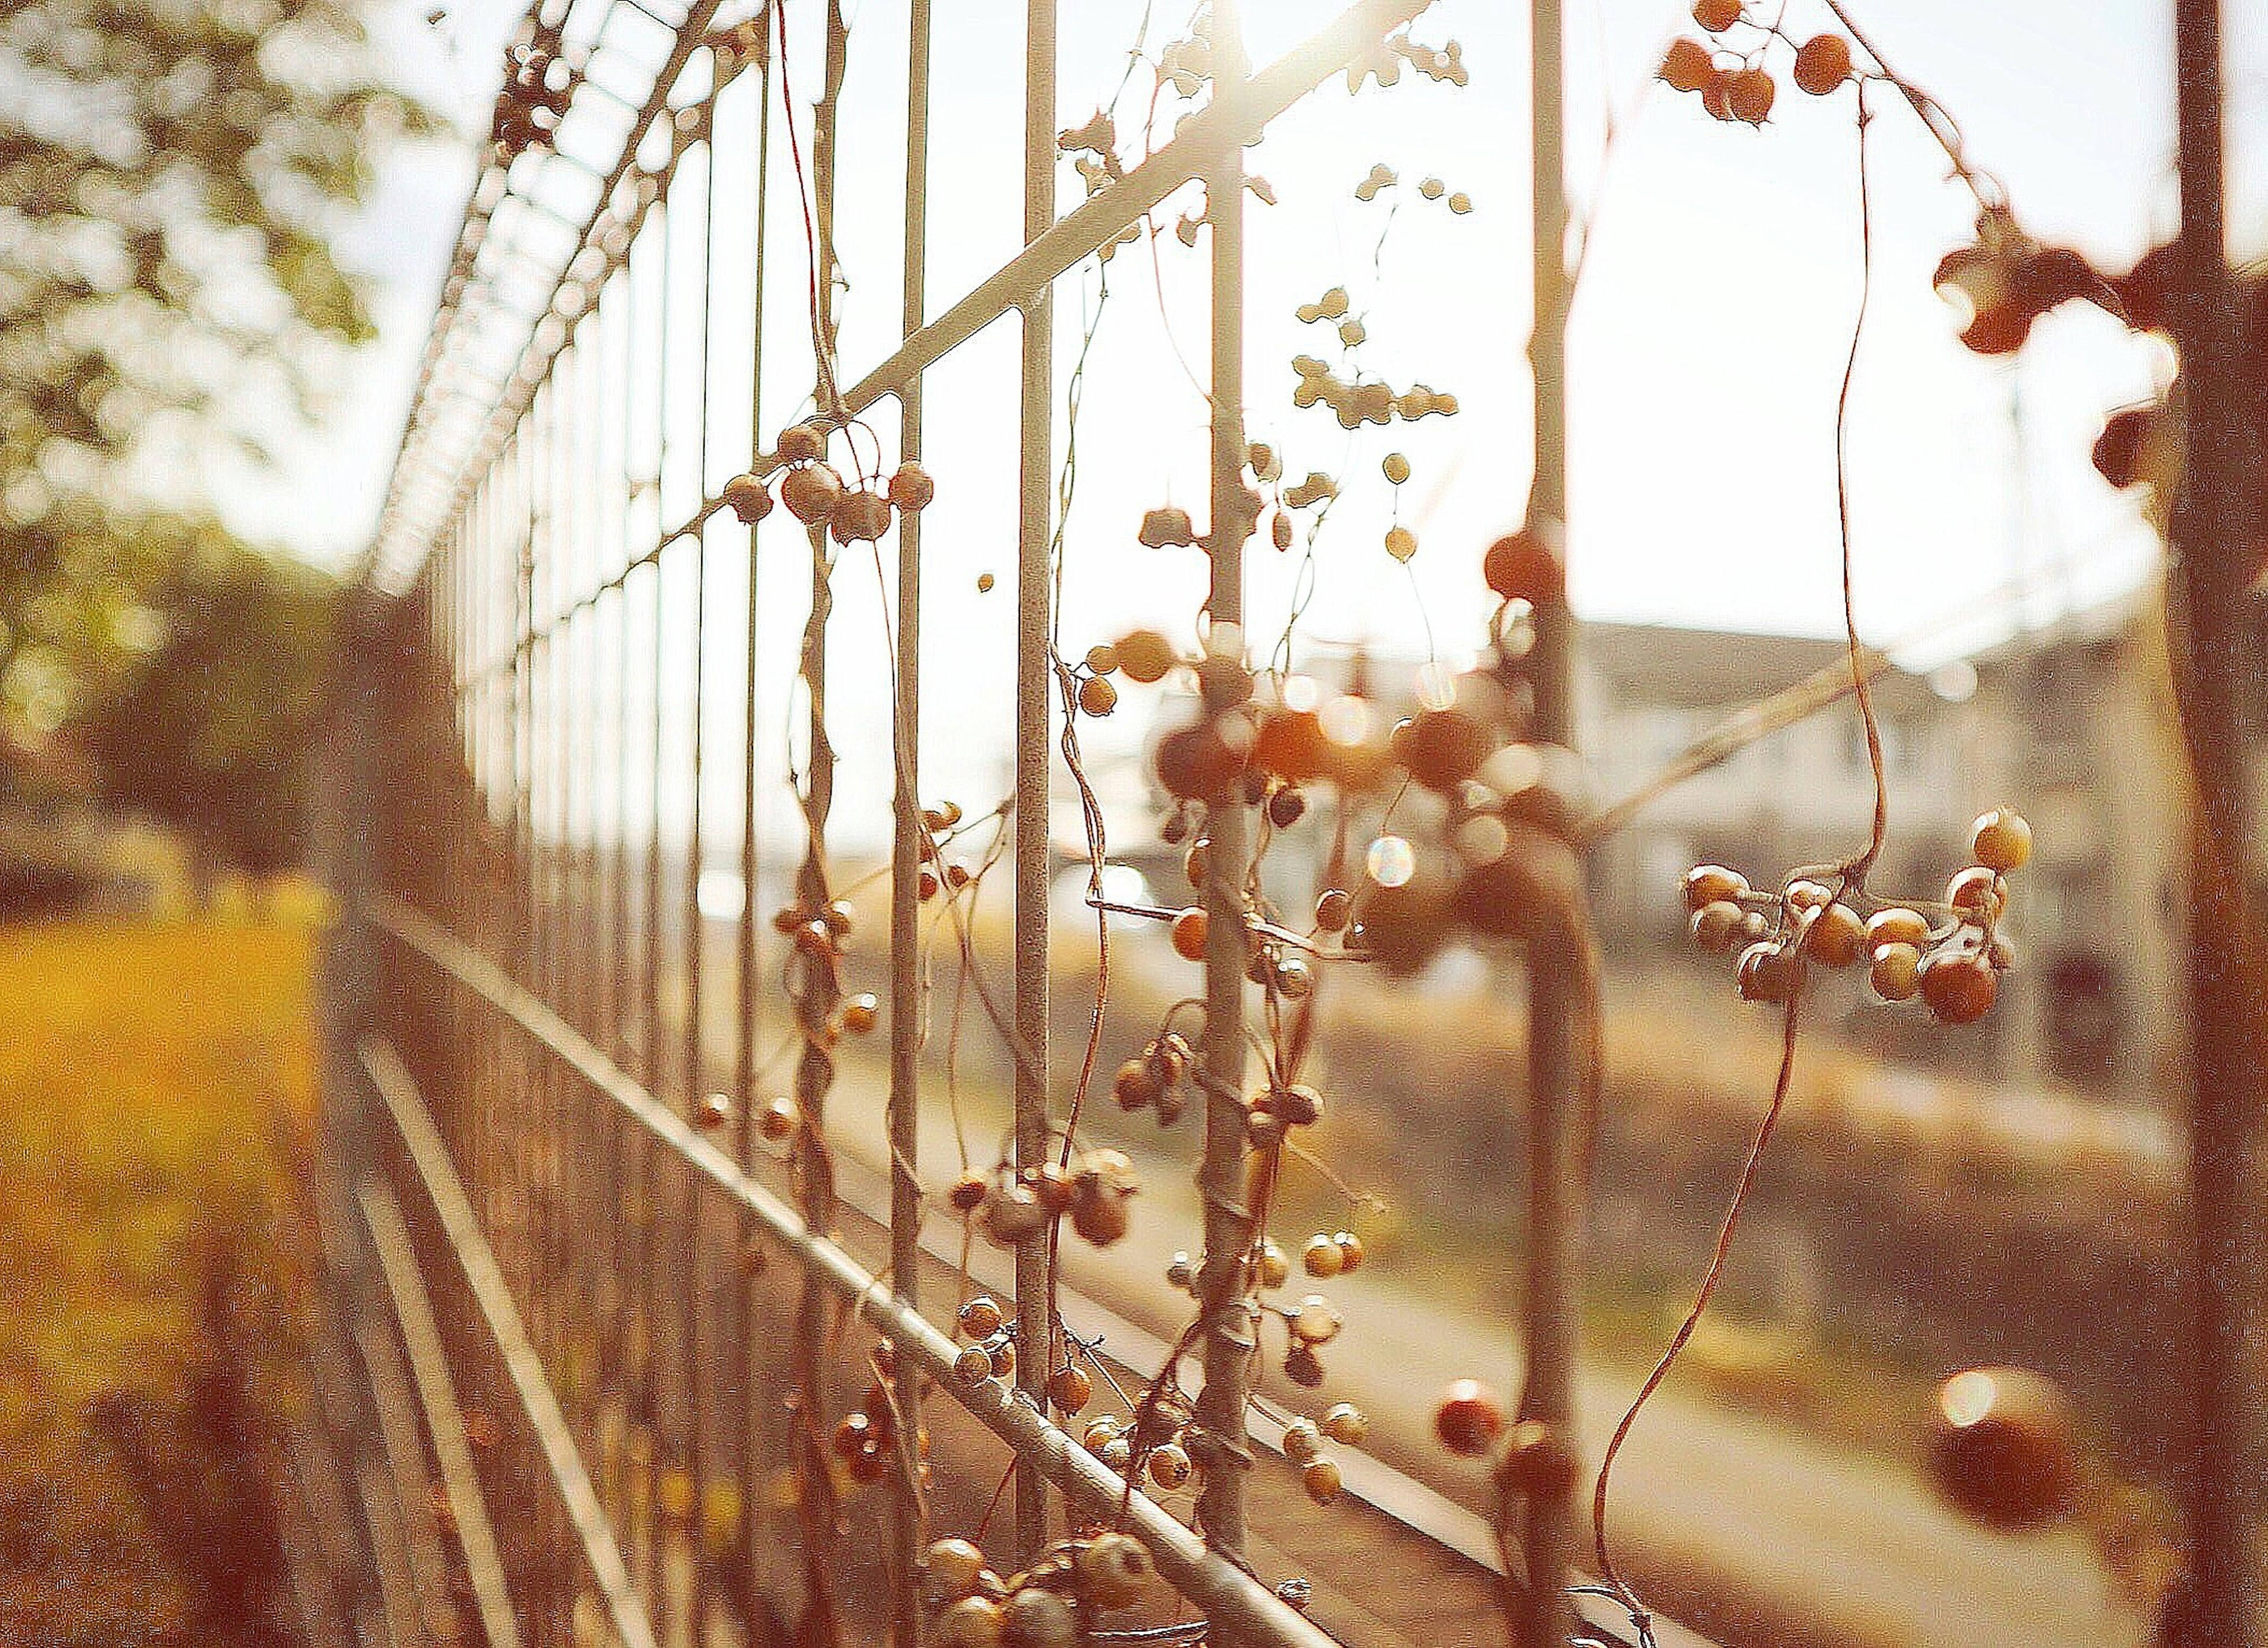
[0,0,429,774]
[85,540,338,885]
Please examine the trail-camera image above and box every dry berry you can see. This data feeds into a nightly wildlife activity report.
[840,993,880,1034]
[1322,1402,1368,1446]
[1292,1294,1344,1344]
[1138,506,1198,548]
[1971,807,2032,872]
[1076,1532,1152,1609]
[1382,451,1411,485]
[1736,940,1798,1003]
[1692,0,1741,30]
[1302,1457,1343,1505]
[1115,628,1177,684]
[1691,900,1745,953]
[1947,867,2007,921]
[1483,529,1565,607]
[1684,863,1748,910]
[887,463,936,512]
[1869,941,1923,1003]
[1282,1418,1323,1463]
[1804,901,1867,969]
[1435,1379,1506,1457]
[936,1597,1004,1648]
[723,472,773,524]
[694,1092,732,1130]
[775,423,826,465]
[757,1095,799,1142]
[1927,1366,2080,1531]
[1661,36,1714,92]
[781,463,842,524]
[1078,675,1119,716]
[1113,1059,1157,1110]
[959,1296,1004,1338]
[828,488,893,544]
[1792,32,1853,95]
[1334,1231,1365,1272]
[1048,1366,1093,1413]
[1284,1344,1325,1388]
[1726,66,1777,122]
[1168,907,1211,962]
[1258,1240,1291,1289]
[1147,1442,1192,1490]
[1920,949,1997,1024]
[948,1171,989,1213]
[1866,906,1931,952]
[1304,1233,1345,1279]
[1384,524,1418,563]
[1272,511,1295,551]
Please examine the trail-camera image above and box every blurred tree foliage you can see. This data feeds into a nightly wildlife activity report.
[0,0,430,808]
[87,543,338,884]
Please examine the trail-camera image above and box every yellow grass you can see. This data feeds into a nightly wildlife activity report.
[0,919,318,1645]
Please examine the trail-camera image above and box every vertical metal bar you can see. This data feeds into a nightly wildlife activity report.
[1012,0,1058,1562]
[1192,0,1256,1568]
[2168,1,2263,1640]
[790,8,850,1639]
[888,7,933,1643]
[681,100,719,1648]
[733,38,772,1637]
[1515,0,1580,1642]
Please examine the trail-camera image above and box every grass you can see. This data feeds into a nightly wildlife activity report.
[0,918,320,1648]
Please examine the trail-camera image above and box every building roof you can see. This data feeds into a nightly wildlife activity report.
[1580,620,1933,714]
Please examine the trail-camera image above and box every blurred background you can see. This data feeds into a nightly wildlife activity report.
[2,1,2263,1646]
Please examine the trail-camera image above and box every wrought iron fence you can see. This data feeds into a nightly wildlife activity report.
[322,1,1632,1644]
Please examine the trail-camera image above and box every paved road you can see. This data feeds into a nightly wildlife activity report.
[803,1066,2144,1648]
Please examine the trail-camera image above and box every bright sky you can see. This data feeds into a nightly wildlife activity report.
[220,0,2266,846]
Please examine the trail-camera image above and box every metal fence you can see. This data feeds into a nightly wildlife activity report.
[321,1,1614,1645]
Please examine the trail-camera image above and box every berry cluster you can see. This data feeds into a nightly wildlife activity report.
[1682,807,2032,1025]
[1110,1031,1193,1126]
[490,35,575,157]
[922,1529,1153,1648]
[1431,1378,1583,1502]
[721,421,934,547]
[945,1148,1142,1253]
[1657,2,1855,125]
[1289,353,1459,431]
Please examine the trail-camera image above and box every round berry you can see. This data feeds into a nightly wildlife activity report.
[1384,525,1418,563]
[1971,807,2032,873]
[840,992,880,1034]
[1947,867,2007,922]
[1382,452,1411,485]
[723,472,773,525]
[1866,906,1931,953]
[1283,1344,1326,1388]
[1292,1294,1343,1345]
[1302,1457,1343,1505]
[954,1346,993,1386]
[1920,949,1997,1024]
[1691,900,1745,953]
[1315,888,1353,933]
[1692,0,1741,30]
[1683,864,1748,911]
[1304,1234,1344,1279]
[780,463,842,524]
[1483,529,1565,606]
[1258,1240,1291,1289]
[887,463,936,512]
[1334,1231,1366,1272]
[1002,1588,1077,1648]
[1170,906,1209,961]
[936,1597,1004,1648]
[1078,675,1119,717]
[1927,1366,2080,1531]
[924,1537,987,1600]
[694,1092,732,1130]
[1083,1416,1122,1451]
[1282,1418,1323,1463]
[1785,879,1834,911]
[1048,1366,1093,1414]
[1804,901,1867,969]
[757,1095,799,1142]
[1322,1402,1368,1446]
[1435,1379,1505,1457]
[1115,628,1177,684]
[1792,32,1853,95]
[1736,940,1798,1004]
[1660,36,1713,92]
[1076,1531,1152,1610]
[1869,941,1923,1003]
[1147,1442,1192,1490]
[775,422,826,465]
[959,1295,1004,1338]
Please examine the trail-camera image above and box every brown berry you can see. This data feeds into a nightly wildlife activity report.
[887,463,936,512]
[1483,529,1565,606]
[1927,1366,2080,1531]
[1138,506,1197,548]
[723,472,773,524]
[1171,907,1209,961]
[1736,940,1799,1004]
[1804,901,1867,969]
[694,1092,732,1130]
[1258,1240,1291,1289]
[1271,511,1295,552]
[1284,1344,1325,1388]
[1334,1230,1365,1272]
[1115,628,1177,683]
[924,1537,988,1600]
[775,422,826,465]
[1112,1058,1157,1110]
[1661,36,1714,92]
[757,1095,799,1142]
[1692,0,1741,30]
[1498,1419,1582,1499]
[1315,887,1353,933]
[1397,707,1490,793]
[1726,67,1777,123]
[1322,1402,1368,1446]
[1076,1531,1152,1609]
[840,992,880,1034]
[976,572,995,593]
[1869,941,1923,1002]
[1292,1294,1342,1344]
[1302,1457,1344,1505]
[1971,807,2032,873]
[1048,1366,1093,1413]
[1691,900,1745,953]
[1684,863,1748,910]
[780,463,842,524]
[1078,674,1119,716]
[1866,906,1932,952]
[1304,1234,1345,1279]
[1282,1417,1324,1463]
[1435,1379,1506,1457]
[1792,32,1853,95]
[828,487,893,544]
[1147,1442,1192,1490]
[1919,949,1997,1024]
[832,1412,872,1459]
[1947,866,2006,921]
[949,1172,988,1214]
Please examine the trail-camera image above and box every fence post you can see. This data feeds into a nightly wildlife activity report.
[1192,0,1259,1572]
[2166,0,2264,1640]
[1516,0,1582,1643]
